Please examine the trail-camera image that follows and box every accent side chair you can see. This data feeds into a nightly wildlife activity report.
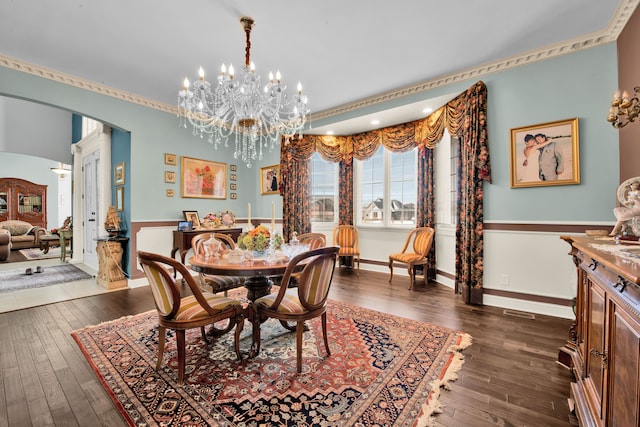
[332,225,360,276]
[388,226,435,290]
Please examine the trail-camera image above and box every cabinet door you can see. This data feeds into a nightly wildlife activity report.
[607,303,640,427]
[585,279,607,423]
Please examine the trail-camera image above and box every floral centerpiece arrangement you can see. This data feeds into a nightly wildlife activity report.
[201,212,221,229]
[237,225,283,253]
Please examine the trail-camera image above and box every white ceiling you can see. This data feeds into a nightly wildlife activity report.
[0,0,633,135]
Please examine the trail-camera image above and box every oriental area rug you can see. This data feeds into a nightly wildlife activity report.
[72,300,471,427]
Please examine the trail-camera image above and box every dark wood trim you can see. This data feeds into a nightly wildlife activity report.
[484,223,611,233]
[483,288,574,307]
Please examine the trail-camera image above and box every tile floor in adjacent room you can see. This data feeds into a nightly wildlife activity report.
[0,257,147,314]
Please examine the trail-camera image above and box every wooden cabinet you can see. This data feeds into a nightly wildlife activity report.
[0,178,47,228]
[560,236,640,427]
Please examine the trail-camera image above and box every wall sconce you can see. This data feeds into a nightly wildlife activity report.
[51,162,71,175]
[607,86,640,128]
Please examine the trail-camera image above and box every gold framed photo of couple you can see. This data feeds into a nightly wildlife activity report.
[260,164,280,195]
[510,118,580,188]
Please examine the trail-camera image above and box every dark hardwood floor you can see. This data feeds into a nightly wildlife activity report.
[0,268,575,426]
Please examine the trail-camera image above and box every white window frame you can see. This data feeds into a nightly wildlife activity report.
[354,146,417,229]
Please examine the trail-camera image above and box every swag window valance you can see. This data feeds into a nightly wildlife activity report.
[280,80,490,305]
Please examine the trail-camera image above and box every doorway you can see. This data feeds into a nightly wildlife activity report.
[71,124,112,270]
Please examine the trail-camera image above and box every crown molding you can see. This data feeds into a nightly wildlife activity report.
[0,54,180,115]
[0,0,637,121]
[309,0,639,122]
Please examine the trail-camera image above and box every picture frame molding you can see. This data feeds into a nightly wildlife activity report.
[509,117,580,188]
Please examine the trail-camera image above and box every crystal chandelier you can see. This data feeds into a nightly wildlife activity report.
[178,16,309,168]
[607,86,640,128]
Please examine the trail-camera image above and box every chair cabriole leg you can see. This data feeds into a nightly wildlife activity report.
[156,326,166,371]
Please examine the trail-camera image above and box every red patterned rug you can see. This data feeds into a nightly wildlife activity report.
[72,299,471,426]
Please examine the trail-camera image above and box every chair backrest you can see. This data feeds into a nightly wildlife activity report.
[412,227,435,256]
[192,233,236,255]
[274,246,339,312]
[332,225,358,250]
[138,250,216,319]
[297,232,327,250]
[138,250,182,318]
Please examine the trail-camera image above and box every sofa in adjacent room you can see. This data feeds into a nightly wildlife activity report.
[0,220,46,251]
[0,229,10,260]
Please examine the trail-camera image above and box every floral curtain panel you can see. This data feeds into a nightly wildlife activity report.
[280,81,490,304]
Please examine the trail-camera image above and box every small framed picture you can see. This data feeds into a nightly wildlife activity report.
[510,118,580,188]
[230,174,237,181]
[260,164,280,195]
[114,162,125,186]
[183,210,201,227]
[230,183,237,190]
[164,153,177,166]
[166,189,175,197]
[230,193,237,199]
[164,170,176,183]
[230,164,237,171]
[115,186,124,211]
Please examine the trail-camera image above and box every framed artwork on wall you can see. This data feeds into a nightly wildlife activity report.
[115,186,124,211]
[510,118,580,188]
[114,162,125,186]
[164,153,177,166]
[260,164,280,195]
[164,170,176,183]
[181,156,227,199]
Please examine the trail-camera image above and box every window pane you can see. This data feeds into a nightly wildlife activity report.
[310,153,337,222]
[389,150,416,225]
[361,147,384,224]
[358,147,416,226]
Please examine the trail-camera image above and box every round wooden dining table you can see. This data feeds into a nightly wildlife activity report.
[189,252,296,357]
[189,252,291,301]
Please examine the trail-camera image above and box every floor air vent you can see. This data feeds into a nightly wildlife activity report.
[503,309,536,320]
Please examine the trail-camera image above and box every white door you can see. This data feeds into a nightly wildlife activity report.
[83,150,100,269]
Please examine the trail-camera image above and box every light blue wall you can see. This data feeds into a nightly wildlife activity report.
[0,42,620,224]
[312,43,620,223]
[0,67,283,222]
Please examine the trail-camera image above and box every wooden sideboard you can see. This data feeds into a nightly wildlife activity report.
[0,177,47,228]
[171,228,242,264]
[560,236,640,427]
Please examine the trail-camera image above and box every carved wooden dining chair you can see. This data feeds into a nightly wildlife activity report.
[297,232,327,250]
[191,233,245,296]
[137,250,244,385]
[388,227,435,290]
[332,225,360,276]
[251,246,339,373]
